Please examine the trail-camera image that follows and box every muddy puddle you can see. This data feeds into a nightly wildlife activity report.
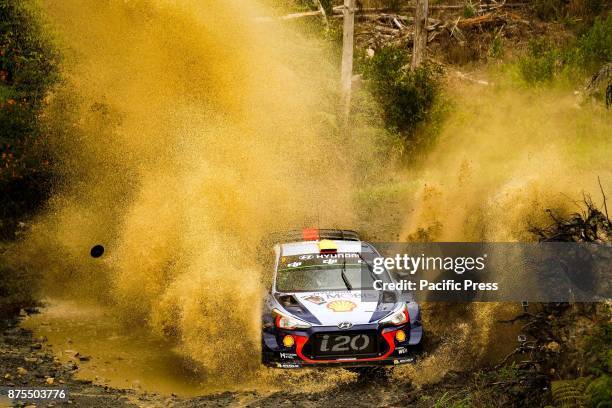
[20,299,524,397]
[20,299,262,397]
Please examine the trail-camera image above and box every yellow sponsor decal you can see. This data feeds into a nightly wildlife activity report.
[327,299,357,312]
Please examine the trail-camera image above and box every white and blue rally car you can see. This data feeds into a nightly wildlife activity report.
[261,229,423,369]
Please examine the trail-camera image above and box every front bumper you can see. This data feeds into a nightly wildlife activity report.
[262,322,423,369]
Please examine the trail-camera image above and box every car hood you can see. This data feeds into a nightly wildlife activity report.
[283,290,399,326]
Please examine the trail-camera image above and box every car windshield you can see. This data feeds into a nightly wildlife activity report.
[275,252,391,292]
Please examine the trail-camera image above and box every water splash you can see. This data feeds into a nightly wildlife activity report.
[16,0,365,381]
[396,79,611,383]
[9,0,611,391]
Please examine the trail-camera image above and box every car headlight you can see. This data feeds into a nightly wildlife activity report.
[273,309,312,330]
[381,305,409,326]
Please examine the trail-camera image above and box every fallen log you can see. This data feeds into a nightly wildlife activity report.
[456,13,503,29]
[254,10,323,22]
[333,3,528,12]
[452,69,490,85]
[392,17,404,29]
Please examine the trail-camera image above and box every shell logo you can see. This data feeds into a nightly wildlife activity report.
[327,300,357,312]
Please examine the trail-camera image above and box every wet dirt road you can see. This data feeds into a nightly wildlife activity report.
[0,299,525,407]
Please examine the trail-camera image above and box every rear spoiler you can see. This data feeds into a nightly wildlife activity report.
[267,228,360,245]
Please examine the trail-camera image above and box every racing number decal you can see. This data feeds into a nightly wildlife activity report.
[320,334,370,352]
[350,335,370,351]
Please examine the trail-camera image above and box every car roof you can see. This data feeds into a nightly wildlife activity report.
[279,240,363,256]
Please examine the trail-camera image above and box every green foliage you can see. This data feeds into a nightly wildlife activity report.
[489,29,505,59]
[518,39,558,83]
[548,322,612,408]
[517,16,611,84]
[584,323,612,376]
[575,15,612,70]
[434,391,472,408]
[463,1,477,18]
[585,375,612,408]
[0,0,58,239]
[359,45,442,151]
[551,376,612,408]
[552,378,590,408]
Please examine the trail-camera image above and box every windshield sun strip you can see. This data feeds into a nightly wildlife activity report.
[277,263,363,272]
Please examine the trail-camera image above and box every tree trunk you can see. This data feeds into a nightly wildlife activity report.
[313,0,329,27]
[340,0,355,126]
[411,0,428,69]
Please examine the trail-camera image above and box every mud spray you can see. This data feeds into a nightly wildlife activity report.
[13,0,366,389]
[7,0,612,395]
[394,80,611,385]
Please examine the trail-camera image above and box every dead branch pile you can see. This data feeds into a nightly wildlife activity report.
[332,1,528,15]
[257,2,532,53]
[355,9,529,49]
[586,62,612,108]
[530,198,611,243]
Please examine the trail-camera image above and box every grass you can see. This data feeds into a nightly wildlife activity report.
[516,14,611,86]
[434,391,472,408]
[488,29,505,60]
[463,1,477,19]
[517,38,558,83]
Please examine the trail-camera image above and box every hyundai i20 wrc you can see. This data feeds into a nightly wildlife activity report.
[261,229,423,369]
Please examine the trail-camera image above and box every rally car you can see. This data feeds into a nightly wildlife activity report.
[261,228,423,369]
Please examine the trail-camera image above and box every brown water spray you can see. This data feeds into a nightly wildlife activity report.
[9,0,611,389]
[15,0,365,381]
[395,81,611,384]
